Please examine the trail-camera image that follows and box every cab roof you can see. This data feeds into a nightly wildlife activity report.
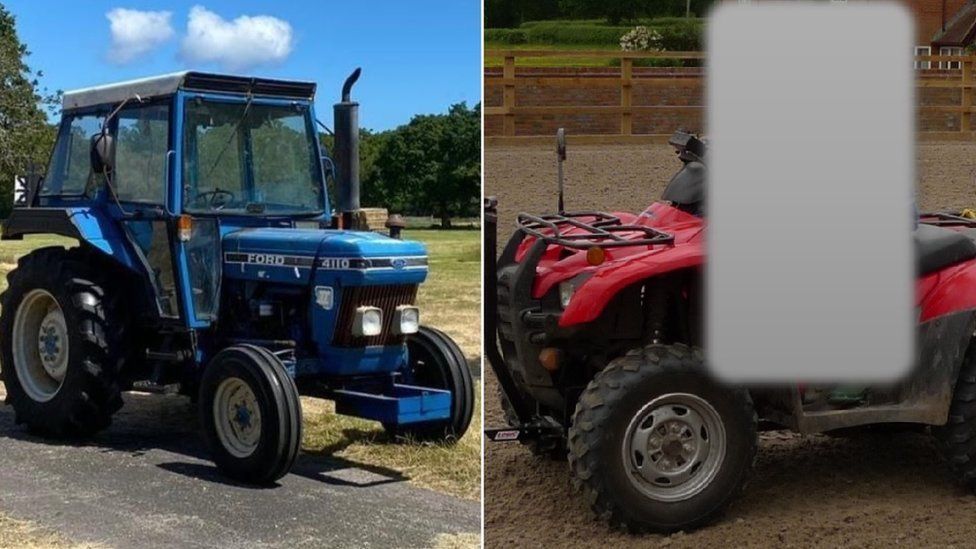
[62,71,317,111]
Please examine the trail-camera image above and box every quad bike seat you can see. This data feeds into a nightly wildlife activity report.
[915,224,976,275]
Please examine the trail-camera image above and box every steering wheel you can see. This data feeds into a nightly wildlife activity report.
[193,188,236,210]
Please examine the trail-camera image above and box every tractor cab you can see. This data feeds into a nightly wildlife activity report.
[0,71,473,484]
[12,72,356,326]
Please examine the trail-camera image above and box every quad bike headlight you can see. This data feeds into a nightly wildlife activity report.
[393,305,420,335]
[559,282,576,309]
[352,306,383,337]
[558,272,595,309]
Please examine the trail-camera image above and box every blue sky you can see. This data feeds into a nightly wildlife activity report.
[6,0,481,131]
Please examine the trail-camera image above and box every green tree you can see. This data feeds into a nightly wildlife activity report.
[0,4,58,218]
[559,0,645,24]
[366,103,481,227]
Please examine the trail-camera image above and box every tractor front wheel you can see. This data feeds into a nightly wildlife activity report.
[386,326,474,442]
[568,343,756,533]
[0,247,127,438]
[199,345,302,484]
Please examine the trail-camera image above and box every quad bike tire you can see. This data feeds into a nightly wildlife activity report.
[498,388,567,461]
[0,246,127,438]
[936,340,976,488]
[385,326,474,442]
[199,344,302,485]
[568,343,757,533]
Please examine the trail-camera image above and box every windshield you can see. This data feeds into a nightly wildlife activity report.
[182,99,324,215]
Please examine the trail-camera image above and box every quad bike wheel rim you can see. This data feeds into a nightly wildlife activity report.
[213,377,262,458]
[12,289,68,403]
[622,392,727,502]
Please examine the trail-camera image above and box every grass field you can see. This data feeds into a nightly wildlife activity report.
[0,229,482,504]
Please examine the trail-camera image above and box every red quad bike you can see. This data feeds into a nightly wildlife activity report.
[485,129,976,533]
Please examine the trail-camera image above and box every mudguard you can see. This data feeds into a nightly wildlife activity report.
[1,207,143,271]
[918,259,976,321]
[559,241,704,327]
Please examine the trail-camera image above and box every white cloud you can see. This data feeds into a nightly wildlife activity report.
[180,6,294,71]
[106,8,175,64]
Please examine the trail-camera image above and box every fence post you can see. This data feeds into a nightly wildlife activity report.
[503,55,516,136]
[963,56,973,134]
[621,57,633,135]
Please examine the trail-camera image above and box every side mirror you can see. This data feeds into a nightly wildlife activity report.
[322,155,336,182]
[90,129,114,174]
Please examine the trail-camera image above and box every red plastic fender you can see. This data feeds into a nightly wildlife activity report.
[559,241,705,327]
[918,259,976,322]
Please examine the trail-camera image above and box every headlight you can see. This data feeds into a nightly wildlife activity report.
[559,282,575,309]
[558,273,595,309]
[393,305,420,335]
[352,306,383,336]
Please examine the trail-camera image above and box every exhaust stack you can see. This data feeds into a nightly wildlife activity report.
[334,68,362,229]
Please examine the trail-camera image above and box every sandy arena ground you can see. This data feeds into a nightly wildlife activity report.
[484,142,976,548]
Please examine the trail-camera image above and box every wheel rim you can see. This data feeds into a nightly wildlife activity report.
[12,289,68,403]
[621,392,727,502]
[213,377,262,458]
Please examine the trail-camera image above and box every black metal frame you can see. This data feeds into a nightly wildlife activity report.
[516,211,674,250]
[485,198,581,446]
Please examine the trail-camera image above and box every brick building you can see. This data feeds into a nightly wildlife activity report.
[735,0,976,66]
[907,0,974,65]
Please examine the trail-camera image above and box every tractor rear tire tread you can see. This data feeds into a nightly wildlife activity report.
[0,246,127,438]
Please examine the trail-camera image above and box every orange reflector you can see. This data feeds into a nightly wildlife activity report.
[539,348,562,372]
[586,246,606,266]
[177,215,193,242]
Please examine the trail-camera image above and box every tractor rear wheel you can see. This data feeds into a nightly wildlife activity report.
[568,343,756,533]
[0,246,127,438]
[386,326,474,442]
[199,345,302,485]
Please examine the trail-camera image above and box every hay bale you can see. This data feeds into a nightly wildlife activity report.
[353,208,389,231]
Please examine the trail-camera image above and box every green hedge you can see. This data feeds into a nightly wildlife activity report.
[485,19,705,50]
[484,29,528,44]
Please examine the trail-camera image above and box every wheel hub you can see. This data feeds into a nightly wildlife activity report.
[37,311,68,379]
[622,393,727,502]
[213,377,262,458]
[12,289,69,403]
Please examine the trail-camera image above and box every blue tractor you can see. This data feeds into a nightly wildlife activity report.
[0,70,474,483]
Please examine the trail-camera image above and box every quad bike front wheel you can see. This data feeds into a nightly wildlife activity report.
[199,345,302,484]
[568,343,757,533]
[0,247,127,438]
[385,326,474,442]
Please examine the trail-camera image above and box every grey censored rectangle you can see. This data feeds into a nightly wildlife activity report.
[706,2,915,382]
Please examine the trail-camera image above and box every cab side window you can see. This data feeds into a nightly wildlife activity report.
[114,104,170,204]
[44,113,102,196]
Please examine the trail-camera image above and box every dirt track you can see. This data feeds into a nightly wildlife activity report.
[484,142,976,548]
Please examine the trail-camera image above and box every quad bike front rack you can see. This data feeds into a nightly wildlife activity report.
[516,211,675,250]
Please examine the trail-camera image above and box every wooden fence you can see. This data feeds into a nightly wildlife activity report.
[484,50,976,146]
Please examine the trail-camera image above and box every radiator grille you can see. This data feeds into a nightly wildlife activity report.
[333,284,419,347]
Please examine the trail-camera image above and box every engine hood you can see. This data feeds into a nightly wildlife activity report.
[222,227,428,285]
